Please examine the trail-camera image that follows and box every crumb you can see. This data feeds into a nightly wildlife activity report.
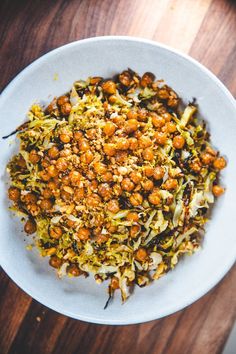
[36,316,41,322]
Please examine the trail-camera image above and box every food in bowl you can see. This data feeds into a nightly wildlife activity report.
[6,69,226,305]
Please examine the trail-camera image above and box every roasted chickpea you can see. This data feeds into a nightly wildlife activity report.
[47,165,58,177]
[206,146,217,156]
[8,187,21,202]
[130,225,141,238]
[200,152,214,165]
[61,175,70,185]
[112,115,125,127]
[59,133,71,143]
[129,137,138,150]
[138,136,152,149]
[110,276,120,289]
[41,158,50,168]
[46,99,58,115]
[98,183,112,200]
[67,264,81,277]
[102,80,116,94]
[135,248,148,261]
[107,199,120,213]
[144,166,154,177]
[39,170,51,182]
[116,138,130,150]
[87,193,101,207]
[90,76,102,85]
[49,256,62,269]
[101,172,113,182]
[190,158,202,173]
[86,128,97,140]
[140,72,155,87]
[125,119,138,134]
[162,112,172,122]
[60,102,71,116]
[104,143,116,156]
[152,114,165,128]
[129,192,143,206]
[115,151,127,163]
[48,146,59,159]
[57,95,69,106]
[74,187,85,201]
[50,226,63,239]
[29,149,40,164]
[134,130,142,139]
[130,171,142,184]
[56,158,68,171]
[121,178,135,192]
[158,88,169,99]
[79,139,90,152]
[166,122,176,133]
[154,131,167,145]
[213,157,226,170]
[137,108,147,122]
[126,212,139,222]
[77,228,90,241]
[24,193,38,204]
[148,192,161,205]
[94,162,107,175]
[119,70,132,86]
[103,122,116,136]
[42,188,53,199]
[127,110,138,120]
[212,185,225,197]
[69,171,81,185]
[27,203,40,216]
[74,130,83,141]
[48,181,58,190]
[163,178,178,190]
[80,150,94,164]
[143,147,154,161]
[16,156,27,169]
[173,135,185,149]
[24,219,37,234]
[106,223,118,234]
[96,233,109,244]
[61,190,71,202]
[142,179,154,191]
[40,199,53,210]
[113,184,122,196]
[153,166,165,180]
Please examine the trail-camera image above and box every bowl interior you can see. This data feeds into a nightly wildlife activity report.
[0,37,236,324]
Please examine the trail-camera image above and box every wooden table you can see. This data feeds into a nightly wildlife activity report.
[0,1,236,353]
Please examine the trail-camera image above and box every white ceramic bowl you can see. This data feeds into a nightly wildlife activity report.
[0,37,236,325]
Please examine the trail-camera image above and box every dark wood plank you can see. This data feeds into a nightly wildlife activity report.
[0,0,236,353]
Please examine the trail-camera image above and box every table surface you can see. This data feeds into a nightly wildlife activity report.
[0,0,236,353]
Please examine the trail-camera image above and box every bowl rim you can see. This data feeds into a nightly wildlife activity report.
[0,35,236,325]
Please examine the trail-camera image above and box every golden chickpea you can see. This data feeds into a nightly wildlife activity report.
[138,136,152,149]
[41,159,50,168]
[173,135,185,149]
[40,199,53,210]
[129,137,138,150]
[125,119,138,134]
[163,178,178,191]
[49,256,62,269]
[74,130,83,141]
[135,248,148,261]
[152,114,165,128]
[69,171,81,185]
[154,132,167,145]
[47,165,58,177]
[142,179,154,191]
[112,116,125,127]
[126,212,139,222]
[134,130,142,139]
[127,110,138,120]
[190,158,202,173]
[119,70,132,86]
[102,80,117,94]
[48,146,59,159]
[121,178,135,192]
[98,183,112,200]
[212,185,225,197]
[61,190,71,202]
[46,99,58,115]
[74,187,85,201]
[206,146,217,156]
[50,226,63,239]
[17,156,27,169]
[129,192,143,206]
[140,72,155,87]
[94,162,107,175]
[200,152,214,165]
[113,184,122,196]
[39,170,51,182]
[144,166,154,177]
[29,149,40,164]
[61,175,70,185]
[86,128,97,140]
[57,95,69,106]
[56,158,68,171]
[130,171,142,184]
[24,193,38,204]
[116,138,130,150]
[107,199,120,213]
[79,139,90,152]
[96,234,109,244]
[130,225,141,238]
[101,172,113,182]
[67,264,81,277]
[90,180,98,191]
[104,143,116,156]
[48,181,58,190]
[148,192,161,205]
[106,223,118,234]
[24,219,37,234]
[103,122,116,136]
[110,276,120,290]
[59,133,71,143]
[213,157,226,170]
[8,187,21,202]
[42,188,53,199]
[115,151,127,163]
[60,102,71,116]
[163,112,172,122]
[153,166,165,180]
[27,203,40,216]
[143,147,154,161]
[137,108,147,122]
[80,150,94,164]
[77,228,90,241]
[87,193,101,207]
[158,88,169,99]
[90,76,102,85]
[166,122,176,133]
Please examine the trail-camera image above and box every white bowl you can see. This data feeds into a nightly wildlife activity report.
[0,36,236,325]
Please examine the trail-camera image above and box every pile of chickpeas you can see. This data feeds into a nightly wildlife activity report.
[8,69,226,286]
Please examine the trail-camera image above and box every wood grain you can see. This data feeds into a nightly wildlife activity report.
[0,0,235,353]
